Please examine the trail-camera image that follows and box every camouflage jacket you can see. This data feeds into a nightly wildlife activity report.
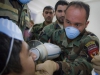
[0,0,31,33]
[39,21,61,43]
[30,21,47,40]
[51,29,99,75]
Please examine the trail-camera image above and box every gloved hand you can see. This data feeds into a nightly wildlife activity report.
[91,55,100,74]
[35,60,58,75]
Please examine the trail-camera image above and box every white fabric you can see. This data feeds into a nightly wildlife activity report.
[30,42,61,61]
[91,69,98,75]
[44,43,61,59]
[0,18,23,41]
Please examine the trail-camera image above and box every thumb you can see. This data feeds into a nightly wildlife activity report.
[36,64,44,70]
[91,55,100,62]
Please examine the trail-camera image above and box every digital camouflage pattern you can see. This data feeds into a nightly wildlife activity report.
[0,0,19,23]
[0,0,31,34]
[19,5,31,34]
[39,21,61,43]
[30,21,47,40]
[51,29,99,75]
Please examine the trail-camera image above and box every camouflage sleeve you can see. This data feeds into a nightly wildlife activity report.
[51,29,65,48]
[54,35,99,75]
[30,24,40,40]
[58,57,93,75]
[39,25,53,43]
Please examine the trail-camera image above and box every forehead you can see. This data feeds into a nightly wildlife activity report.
[65,6,86,20]
[57,5,67,10]
[44,9,54,12]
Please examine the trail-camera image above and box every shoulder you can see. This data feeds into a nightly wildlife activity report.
[53,29,65,37]
[34,23,42,27]
[31,23,43,32]
[42,23,55,32]
[83,31,99,58]
[52,29,65,42]
[44,22,55,29]
[83,31,99,44]
[32,23,43,29]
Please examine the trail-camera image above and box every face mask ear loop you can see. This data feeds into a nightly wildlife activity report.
[0,38,14,75]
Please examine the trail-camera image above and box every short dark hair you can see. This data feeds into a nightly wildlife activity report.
[66,1,90,21]
[43,6,54,12]
[55,0,69,11]
[0,32,23,75]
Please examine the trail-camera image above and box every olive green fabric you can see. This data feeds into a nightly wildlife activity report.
[39,21,61,43]
[18,5,31,34]
[30,21,47,40]
[51,29,99,75]
[0,0,31,34]
[0,1,19,23]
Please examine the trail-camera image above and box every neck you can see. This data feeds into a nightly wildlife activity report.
[57,21,63,25]
[67,38,73,44]
[44,21,52,26]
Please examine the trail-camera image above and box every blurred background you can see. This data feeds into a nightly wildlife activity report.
[27,0,100,39]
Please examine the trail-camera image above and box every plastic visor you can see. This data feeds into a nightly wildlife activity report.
[0,18,23,75]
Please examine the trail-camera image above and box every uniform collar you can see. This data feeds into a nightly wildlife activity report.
[42,21,46,27]
[53,21,62,29]
[62,30,86,47]
[39,21,47,29]
[62,37,81,47]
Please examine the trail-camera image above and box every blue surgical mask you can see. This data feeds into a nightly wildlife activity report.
[65,26,80,39]
[18,0,31,4]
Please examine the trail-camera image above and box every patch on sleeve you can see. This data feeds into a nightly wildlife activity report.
[85,41,99,58]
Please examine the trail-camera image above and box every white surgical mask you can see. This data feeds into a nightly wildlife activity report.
[65,26,80,39]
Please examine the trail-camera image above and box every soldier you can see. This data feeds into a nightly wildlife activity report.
[0,0,31,34]
[36,1,100,75]
[30,6,54,40]
[39,1,69,43]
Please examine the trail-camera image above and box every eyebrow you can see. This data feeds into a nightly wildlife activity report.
[65,19,70,22]
[45,11,53,13]
[65,19,82,24]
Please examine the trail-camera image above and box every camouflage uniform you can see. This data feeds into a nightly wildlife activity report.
[51,29,99,75]
[39,21,61,43]
[19,5,31,34]
[0,0,31,34]
[30,21,47,40]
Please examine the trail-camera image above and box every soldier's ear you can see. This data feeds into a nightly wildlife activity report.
[85,21,89,28]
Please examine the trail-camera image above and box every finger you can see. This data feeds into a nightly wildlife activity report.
[91,58,100,63]
[92,61,100,65]
[92,55,100,62]
[93,65,100,70]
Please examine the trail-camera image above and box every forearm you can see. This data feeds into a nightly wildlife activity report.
[56,58,93,75]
